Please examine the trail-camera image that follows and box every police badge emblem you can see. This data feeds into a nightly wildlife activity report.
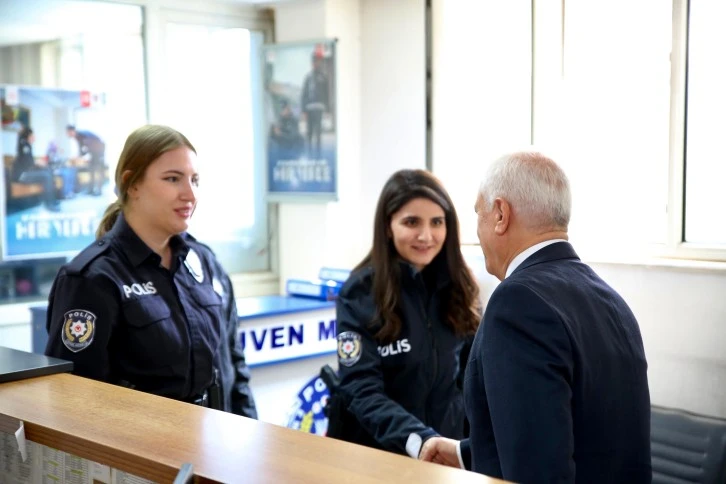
[337,331,362,367]
[184,249,204,283]
[61,309,96,353]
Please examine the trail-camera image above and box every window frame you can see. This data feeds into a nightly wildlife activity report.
[662,0,726,262]
[0,0,279,306]
[154,9,270,271]
[147,2,278,288]
[456,0,726,263]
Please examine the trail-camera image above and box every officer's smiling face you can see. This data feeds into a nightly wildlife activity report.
[128,146,199,239]
[389,197,447,272]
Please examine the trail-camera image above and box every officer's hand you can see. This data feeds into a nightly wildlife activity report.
[419,437,461,468]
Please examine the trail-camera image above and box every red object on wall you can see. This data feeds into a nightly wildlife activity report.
[80,90,91,107]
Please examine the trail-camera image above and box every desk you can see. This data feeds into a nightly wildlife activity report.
[0,346,71,383]
[0,374,507,483]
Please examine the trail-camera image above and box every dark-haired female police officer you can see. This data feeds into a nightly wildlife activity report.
[45,124,256,417]
[329,169,480,457]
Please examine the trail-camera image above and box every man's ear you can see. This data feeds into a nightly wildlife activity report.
[493,198,511,235]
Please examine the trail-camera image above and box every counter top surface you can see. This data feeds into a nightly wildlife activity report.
[0,373,506,483]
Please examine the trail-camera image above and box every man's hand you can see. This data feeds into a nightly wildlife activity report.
[419,436,461,468]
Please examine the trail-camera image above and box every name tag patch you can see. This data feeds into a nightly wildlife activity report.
[377,338,411,357]
[122,282,156,298]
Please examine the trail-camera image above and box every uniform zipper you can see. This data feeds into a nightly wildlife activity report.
[418,295,438,390]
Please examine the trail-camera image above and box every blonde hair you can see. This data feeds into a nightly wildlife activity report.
[96,125,196,238]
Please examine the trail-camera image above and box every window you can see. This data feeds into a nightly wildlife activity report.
[0,0,144,303]
[157,13,270,273]
[433,1,726,263]
[431,0,532,244]
[0,0,274,307]
[683,1,726,246]
[557,0,672,258]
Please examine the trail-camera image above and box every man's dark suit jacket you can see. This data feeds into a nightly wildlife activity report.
[462,242,651,483]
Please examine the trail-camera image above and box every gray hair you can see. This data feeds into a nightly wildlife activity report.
[479,151,571,230]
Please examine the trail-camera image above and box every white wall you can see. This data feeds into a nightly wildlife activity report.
[275,0,426,290]
[275,0,362,290]
[359,0,426,224]
[591,262,726,418]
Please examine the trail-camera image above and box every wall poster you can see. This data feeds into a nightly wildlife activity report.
[0,85,110,260]
[263,39,337,201]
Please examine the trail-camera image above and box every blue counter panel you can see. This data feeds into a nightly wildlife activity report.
[237,295,335,321]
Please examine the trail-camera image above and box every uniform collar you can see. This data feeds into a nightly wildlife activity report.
[108,214,190,268]
[398,254,450,291]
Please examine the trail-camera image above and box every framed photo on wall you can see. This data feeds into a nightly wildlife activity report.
[263,39,337,202]
[0,85,110,260]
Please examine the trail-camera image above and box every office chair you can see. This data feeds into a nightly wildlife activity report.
[651,405,726,484]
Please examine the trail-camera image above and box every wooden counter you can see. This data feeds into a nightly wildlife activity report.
[0,373,506,483]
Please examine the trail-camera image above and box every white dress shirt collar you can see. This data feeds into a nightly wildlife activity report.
[505,239,568,279]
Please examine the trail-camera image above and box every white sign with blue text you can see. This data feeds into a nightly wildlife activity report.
[237,308,337,367]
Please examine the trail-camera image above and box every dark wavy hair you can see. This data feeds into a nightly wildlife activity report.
[96,125,195,238]
[354,169,480,343]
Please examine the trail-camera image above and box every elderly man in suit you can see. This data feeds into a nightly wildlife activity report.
[420,151,651,483]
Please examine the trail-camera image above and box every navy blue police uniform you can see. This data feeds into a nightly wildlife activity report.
[45,214,256,417]
[182,233,257,418]
[332,259,470,455]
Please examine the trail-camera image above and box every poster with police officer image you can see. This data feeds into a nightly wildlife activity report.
[263,39,337,201]
[0,85,110,260]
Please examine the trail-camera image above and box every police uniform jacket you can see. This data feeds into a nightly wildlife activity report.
[334,259,469,455]
[185,233,258,418]
[45,214,256,417]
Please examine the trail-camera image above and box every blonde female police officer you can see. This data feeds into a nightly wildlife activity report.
[330,169,480,456]
[45,125,257,417]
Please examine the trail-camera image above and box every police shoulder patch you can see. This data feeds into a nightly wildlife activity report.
[61,309,97,353]
[337,331,362,367]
